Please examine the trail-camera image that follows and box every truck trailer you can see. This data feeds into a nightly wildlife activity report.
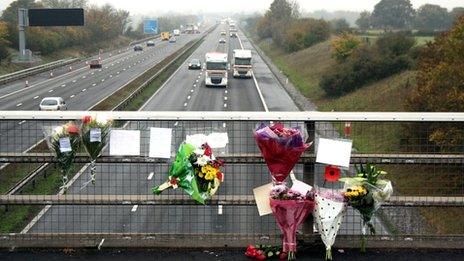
[205,52,228,87]
[232,49,252,78]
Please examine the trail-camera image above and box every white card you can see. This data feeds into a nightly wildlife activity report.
[253,183,273,216]
[109,130,140,156]
[316,138,353,168]
[186,133,229,149]
[291,180,313,196]
[149,128,172,158]
[59,137,72,153]
[90,128,102,142]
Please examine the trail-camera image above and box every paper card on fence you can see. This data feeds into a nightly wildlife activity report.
[316,138,353,168]
[90,128,102,142]
[186,133,229,149]
[149,128,172,159]
[59,137,72,153]
[253,183,273,216]
[109,130,140,156]
[291,180,313,196]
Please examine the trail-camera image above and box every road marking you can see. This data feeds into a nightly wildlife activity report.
[224,96,228,101]
[109,75,113,78]
[131,205,138,212]
[70,94,75,98]
[72,80,76,83]
[98,239,105,250]
[61,84,66,87]
[92,83,97,86]
[81,89,86,92]
[187,96,191,100]
[223,103,227,108]
[33,96,39,99]
[190,89,194,93]
[117,71,120,74]
[18,120,26,125]
[198,75,201,79]
[184,103,188,107]
[123,68,127,71]
[91,72,95,75]
[224,90,228,94]
[98,69,102,72]
[48,89,53,93]
[252,72,269,112]
[101,79,105,82]
[16,103,22,107]
[147,172,154,180]
[218,205,223,215]
[196,79,198,83]
[82,76,86,79]
[223,122,227,128]
[193,84,196,87]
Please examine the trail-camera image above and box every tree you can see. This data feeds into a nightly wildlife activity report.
[356,11,371,31]
[415,4,450,31]
[331,33,362,62]
[1,0,41,47]
[0,21,10,62]
[41,0,87,8]
[372,0,415,29]
[331,18,350,34]
[405,16,464,149]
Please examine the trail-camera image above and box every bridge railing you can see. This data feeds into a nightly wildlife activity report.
[0,111,462,248]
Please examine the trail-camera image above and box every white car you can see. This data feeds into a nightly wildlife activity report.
[39,97,67,111]
[169,37,177,43]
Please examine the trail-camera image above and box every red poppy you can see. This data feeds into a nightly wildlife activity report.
[324,165,341,182]
[217,172,224,182]
[204,146,212,157]
[83,115,92,124]
[169,178,178,186]
[67,124,79,134]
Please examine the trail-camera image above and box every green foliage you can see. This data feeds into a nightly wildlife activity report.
[372,0,415,29]
[330,18,351,34]
[331,33,362,62]
[356,11,371,31]
[321,33,415,97]
[415,4,451,31]
[405,15,464,149]
[0,21,9,61]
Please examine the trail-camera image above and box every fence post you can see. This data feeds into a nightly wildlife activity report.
[303,120,315,240]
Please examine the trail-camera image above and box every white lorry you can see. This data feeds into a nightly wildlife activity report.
[205,52,229,87]
[173,29,180,36]
[232,49,253,78]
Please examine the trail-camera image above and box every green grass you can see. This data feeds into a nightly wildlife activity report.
[251,32,464,235]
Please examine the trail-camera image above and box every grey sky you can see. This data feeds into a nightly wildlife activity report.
[0,0,463,14]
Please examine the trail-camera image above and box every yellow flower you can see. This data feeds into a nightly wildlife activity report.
[202,165,217,181]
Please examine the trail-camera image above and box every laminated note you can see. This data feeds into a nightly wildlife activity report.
[149,128,172,159]
[109,130,140,156]
[316,138,353,168]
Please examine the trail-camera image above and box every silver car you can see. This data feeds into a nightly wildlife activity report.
[39,97,67,111]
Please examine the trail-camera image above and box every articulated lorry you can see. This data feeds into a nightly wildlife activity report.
[205,52,228,87]
[232,49,252,78]
[161,32,170,41]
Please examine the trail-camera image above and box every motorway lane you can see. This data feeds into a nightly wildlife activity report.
[0,33,205,154]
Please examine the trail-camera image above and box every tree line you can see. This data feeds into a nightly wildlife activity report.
[356,0,464,31]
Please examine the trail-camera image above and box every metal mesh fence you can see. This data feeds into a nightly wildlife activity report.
[0,112,462,247]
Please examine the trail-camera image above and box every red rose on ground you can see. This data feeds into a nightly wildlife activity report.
[83,115,92,124]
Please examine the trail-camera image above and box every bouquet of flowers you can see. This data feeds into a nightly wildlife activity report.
[313,188,347,260]
[45,122,80,193]
[153,142,224,204]
[80,115,112,186]
[245,244,285,260]
[340,164,393,252]
[269,185,315,260]
[254,123,310,185]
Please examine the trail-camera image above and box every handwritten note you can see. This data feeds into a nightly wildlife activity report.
[59,137,72,153]
[316,138,353,168]
[253,183,274,216]
[149,128,172,158]
[90,128,102,142]
[109,130,140,156]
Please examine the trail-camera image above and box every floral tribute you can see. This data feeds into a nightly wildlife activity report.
[46,122,80,193]
[245,244,286,260]
[340,164,393,252]
[153,142,224,204]
[269,186,315,260]
[80,115,112,186]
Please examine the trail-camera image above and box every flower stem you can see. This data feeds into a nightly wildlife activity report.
[288,251,296,260]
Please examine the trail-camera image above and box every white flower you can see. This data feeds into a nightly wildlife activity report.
[96,114,110,125]
[195,155,210,166]
[194,148,205,156]
[53,126,64,135]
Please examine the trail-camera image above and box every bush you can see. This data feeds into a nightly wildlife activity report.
[281,18,330,52]
[331,33,362,62]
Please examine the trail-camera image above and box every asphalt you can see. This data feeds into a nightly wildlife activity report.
[1,248,464,261]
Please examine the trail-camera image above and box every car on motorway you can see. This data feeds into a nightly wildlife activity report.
[169,37,177,43]
[188,59,202,70]
[219,38,226,44]
[220,31,226,36]
[89,59,102,69]
[146,40,155,47]
[133,45,143,51]
[39,97,67,111]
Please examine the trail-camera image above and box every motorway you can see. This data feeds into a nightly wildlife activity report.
[18,24,384,238]
[0,31,205,154]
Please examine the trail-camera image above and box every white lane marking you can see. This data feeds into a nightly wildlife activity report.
[224,90,228,94]
[190,89,194,93]
[109,75,113,78]
[187,96,191,100]
[70,94,75,98]
[224,96,228,101]
[117,71,120,74]
[184,103,188,107]
[223,122,227,128]
[81,89,87,92]
[98,239,105,250]
[16,103,22,107]
[48,89,54,93]
[99,69,102,72]
[33,96,39,99]
[252,72,269,112]
[91,72,95,75]
[193,84,196,87]
[105,66,109,69]
[147,172,154,180]
[131,205,138,212]
[218,205,223,215]
[198,75,201,79]
[61,84,66,87]
[101,79,105,82]
[123,68,126,71]
[223,103,227,108]
[82,76,86,79]
[92,83,97,86]
[18,120,26,125]
[72,80,76,83]
[195,79,198,83]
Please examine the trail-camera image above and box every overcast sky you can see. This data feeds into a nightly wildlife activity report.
[0,0,463,14]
